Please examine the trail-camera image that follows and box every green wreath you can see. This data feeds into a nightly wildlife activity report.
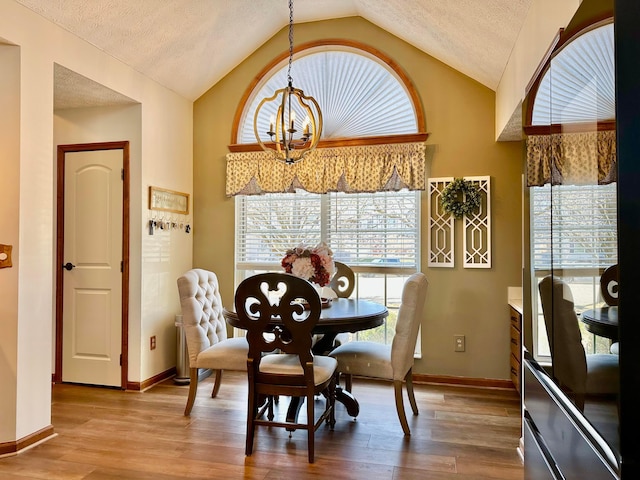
[441,178,481,219]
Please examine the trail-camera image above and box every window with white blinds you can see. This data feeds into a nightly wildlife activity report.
[530,183,618,359]
[531,183,618,270]
[236,189,420,271]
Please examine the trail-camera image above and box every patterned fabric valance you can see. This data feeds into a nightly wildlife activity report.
[226,142,426,196]
[526,131,617,187]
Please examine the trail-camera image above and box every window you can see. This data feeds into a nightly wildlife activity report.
[235,189,420,346]
[530,183,617,359]
[232,42,424,349]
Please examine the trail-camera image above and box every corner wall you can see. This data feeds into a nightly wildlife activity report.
[0,0,192,447]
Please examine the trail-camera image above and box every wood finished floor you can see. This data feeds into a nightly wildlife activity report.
[0,372,524,479]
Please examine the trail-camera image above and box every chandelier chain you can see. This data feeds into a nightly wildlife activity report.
[287,0,294,85]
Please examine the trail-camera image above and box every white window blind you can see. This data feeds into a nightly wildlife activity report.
[236,190,419,270]
[531,183,618,270]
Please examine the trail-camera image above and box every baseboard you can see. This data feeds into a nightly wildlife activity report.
[0,425,55,457]
[127,367,176,391]
[412,373,515,390]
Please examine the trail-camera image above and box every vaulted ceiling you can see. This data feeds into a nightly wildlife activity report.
[15,0,532,138]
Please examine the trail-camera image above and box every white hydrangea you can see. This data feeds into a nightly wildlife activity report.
[291,257,315,280]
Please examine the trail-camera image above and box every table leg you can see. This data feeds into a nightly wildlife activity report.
[285,333,360,424]
[336,385,359,417]
[285,385,360,424]
[286,396,305,426]
[312,332,337,355]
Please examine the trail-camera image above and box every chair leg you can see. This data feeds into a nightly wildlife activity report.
[246,381,256,456]
[184,368,199,416]
[394,379,411,435]
[307,390,315,463]
[329,375,337,429]
[211,370,222,398]
[344,373,353,393]
[405,369,419,415]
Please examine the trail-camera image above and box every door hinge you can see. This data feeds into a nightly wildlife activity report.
[121,168,124,181]
[120,354,122,366]
[120,261,123,272]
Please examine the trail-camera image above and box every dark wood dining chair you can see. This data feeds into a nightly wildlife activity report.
[600,264,618,306]
[330,273,428,435]
[329,261,355,298]
[234,272,337,463]
[599,264,619,354]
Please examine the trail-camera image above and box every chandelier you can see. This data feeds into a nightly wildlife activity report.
[253,0,323,164]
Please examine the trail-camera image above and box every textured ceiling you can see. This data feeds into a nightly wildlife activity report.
[15,0,531,138]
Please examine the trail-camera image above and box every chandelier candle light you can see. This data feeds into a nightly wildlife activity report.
[253,0,323,164]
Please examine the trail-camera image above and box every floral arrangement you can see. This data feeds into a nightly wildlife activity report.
[281,242,335,287]
[440,177,481,219]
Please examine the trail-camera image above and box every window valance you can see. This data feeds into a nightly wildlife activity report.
[526,131,617,187]
[226,142,426,196]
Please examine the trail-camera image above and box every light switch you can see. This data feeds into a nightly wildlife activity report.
[0,244,12,268]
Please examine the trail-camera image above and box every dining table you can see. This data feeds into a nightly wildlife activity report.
[223,297,389,419]
[580,306,618,341]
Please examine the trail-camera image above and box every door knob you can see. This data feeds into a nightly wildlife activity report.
[63,262,76,271]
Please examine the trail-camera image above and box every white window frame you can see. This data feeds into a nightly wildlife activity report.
[234,189,421,351]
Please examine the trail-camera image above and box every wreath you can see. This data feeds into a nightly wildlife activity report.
[441,178,481,219]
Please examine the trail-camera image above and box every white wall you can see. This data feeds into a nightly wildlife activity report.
[0,0,192,445]
[495,0,581,140]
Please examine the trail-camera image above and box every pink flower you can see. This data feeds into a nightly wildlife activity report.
[281,242,334,286]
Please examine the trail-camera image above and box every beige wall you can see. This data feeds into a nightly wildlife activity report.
[0,42,21,440]
[0,0,192,445]
[193,16,523,381]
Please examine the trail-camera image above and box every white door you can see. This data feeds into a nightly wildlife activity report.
[62,149,123,386]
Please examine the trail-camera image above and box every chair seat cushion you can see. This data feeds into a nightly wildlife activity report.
[586,353,619,394]
[259,354,337,385]
[196,336,248,371]
[330,341,393,380]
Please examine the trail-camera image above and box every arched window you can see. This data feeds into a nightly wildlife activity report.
[231,41,426,351]
[227,40,428,196]
[234,42,423,144]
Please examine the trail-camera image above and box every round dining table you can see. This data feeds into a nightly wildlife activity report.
[223,297,388,418]
[581,306,618,341]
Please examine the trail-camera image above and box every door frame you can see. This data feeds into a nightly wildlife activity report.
[54,141,130,388]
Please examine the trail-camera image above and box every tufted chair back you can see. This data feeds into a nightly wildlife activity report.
[177,269,228,367]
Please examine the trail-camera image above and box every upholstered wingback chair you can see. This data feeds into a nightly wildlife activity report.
[177,268,248,415]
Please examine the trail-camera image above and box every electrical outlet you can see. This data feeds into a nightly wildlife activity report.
[150,335,156,350]
[454,334,465,352]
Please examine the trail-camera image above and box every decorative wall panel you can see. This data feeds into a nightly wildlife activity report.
[463,176,491,268]
[427,177,454,267]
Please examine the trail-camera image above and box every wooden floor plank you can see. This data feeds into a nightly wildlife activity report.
[0,372,524,479]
